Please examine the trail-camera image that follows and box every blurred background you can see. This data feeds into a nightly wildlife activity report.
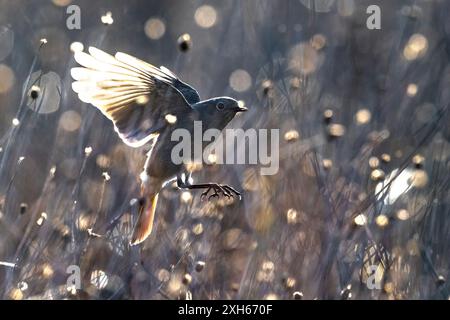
[0,0,449,300]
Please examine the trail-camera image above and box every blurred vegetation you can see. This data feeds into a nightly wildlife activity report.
[0,0,449,300]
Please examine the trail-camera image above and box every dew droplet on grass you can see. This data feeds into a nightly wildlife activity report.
[25,71,62,114]
[20,203,28,214]
[84,146,93,156]
[195,261,205,272]
[36,212,47,226]
[192,223,203,235]
[354,214,367,226]
[29,85,40,100]
[177,33,192,52]
[284,129,300,142]
[323,109,333,124]
[101,12,114,25]
[102,172,111,181]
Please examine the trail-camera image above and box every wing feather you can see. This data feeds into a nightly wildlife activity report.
[71,46,194,147]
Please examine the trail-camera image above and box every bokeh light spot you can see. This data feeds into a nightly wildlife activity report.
[194,5,217,29]
[229,69,252,92]
[403,34,428,60]
[59,110,82,132]
[0,64,15,94]
[144,18,166,40]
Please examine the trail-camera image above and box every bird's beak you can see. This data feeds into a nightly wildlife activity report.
[236,106,248,112]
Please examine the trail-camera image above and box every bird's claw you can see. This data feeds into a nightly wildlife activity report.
[200,184,241,201]
[208,193,220,201]
[200,187,213,201]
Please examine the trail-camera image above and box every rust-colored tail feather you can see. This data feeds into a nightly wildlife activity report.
[130,193,159,245]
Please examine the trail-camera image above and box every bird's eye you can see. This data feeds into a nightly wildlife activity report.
[216,102,225,111]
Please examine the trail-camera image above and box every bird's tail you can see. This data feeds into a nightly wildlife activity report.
[130,192,159,245]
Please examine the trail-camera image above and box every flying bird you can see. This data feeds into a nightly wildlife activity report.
[71,47,246,245]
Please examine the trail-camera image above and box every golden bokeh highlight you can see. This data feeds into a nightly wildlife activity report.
[371,169,385,181]
[406,83,419,97]
[264,293,279,300]
[144,18,166,40]
[286,208,298,224]
[355,109,371,125]
[311,34,327,50]
[194,5,217,29]
[9,288,23,300]
[403,34,428,60]
[410,169,428,188]
[284,129,300,142]
[207,153,217,164]
[322,159,333,170]
[229,69,252,92]
[412,154,425,166]
[52,0,72,6]
[406,83,418,97]
[156,269,170,282]
[184,161,203,173]
[381,153,391,163]
[36,212,47,226]
[165,113,177,124]
[354,214,367,226]
[375,214,389,228]
[96,154,111,169]
[369,156,380,168]
[396,209,410,221]
[181,191,193,204]
[289,43,319,75]
[192,223,204,235]
[0,64,15,94]
[285,277,296,289]
[323,109,333,121]
[327,124,346,138]
[42,263,54,278]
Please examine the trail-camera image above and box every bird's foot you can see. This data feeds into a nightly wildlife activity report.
[177,175,242,201]
[200,184,241,201]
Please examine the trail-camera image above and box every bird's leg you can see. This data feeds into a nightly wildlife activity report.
[176,174,241,201]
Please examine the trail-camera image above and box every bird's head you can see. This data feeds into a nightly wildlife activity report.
[197,96,247,130]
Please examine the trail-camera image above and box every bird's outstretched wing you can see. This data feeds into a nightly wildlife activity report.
[159,66,201,104]
[71,47,193,147]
